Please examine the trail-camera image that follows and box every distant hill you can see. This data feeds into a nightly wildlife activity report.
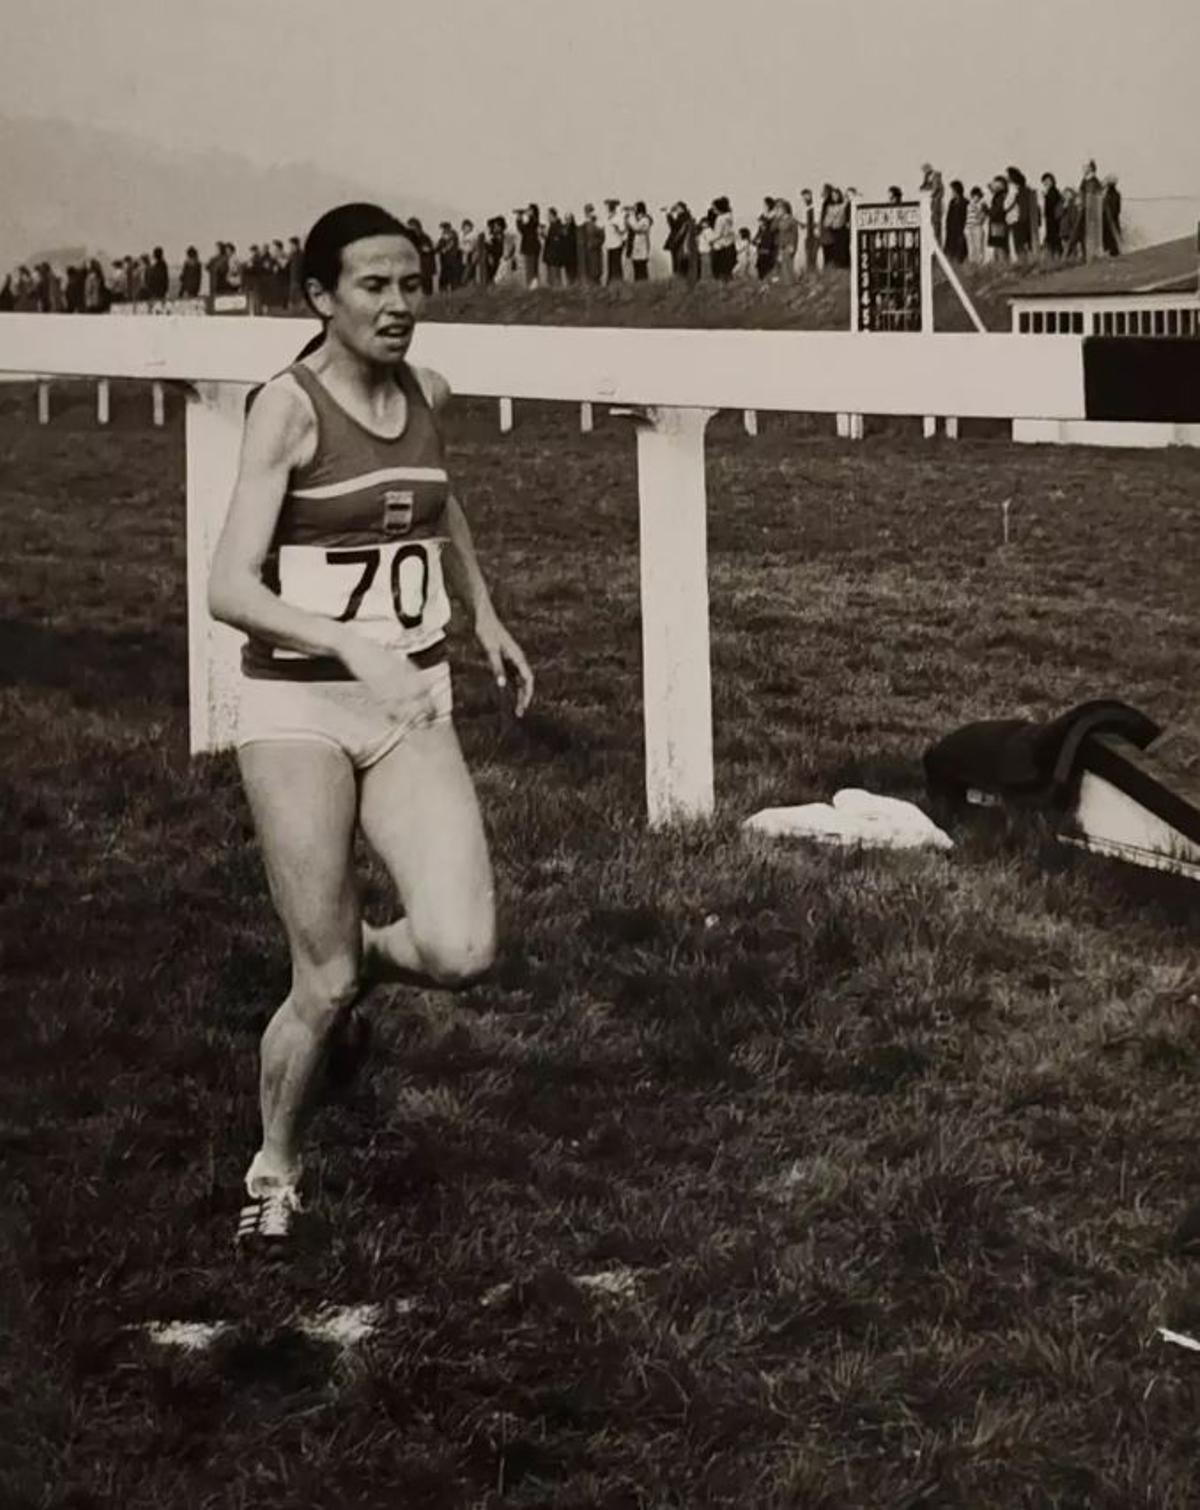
[0,116,464,271]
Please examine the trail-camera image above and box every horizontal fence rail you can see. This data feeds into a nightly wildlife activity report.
[0,314,1090,418]
[0,315,1184,824]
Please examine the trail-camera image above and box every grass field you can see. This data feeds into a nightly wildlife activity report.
[2,375,1200,1509]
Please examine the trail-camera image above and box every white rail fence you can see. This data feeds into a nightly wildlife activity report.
[0,315,1089,825]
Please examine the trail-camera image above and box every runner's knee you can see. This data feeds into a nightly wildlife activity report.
[418,924,495,989]
[290,959,362,1027]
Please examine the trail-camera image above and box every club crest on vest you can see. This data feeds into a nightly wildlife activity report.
[382,489,415,535]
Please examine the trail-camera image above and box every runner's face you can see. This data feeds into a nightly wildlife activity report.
[319,236,423,364]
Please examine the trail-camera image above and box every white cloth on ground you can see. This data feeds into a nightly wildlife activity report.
[743,789,953,851]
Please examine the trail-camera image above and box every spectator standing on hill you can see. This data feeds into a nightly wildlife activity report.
[1040,173,1063,257]
[778,200,796,283]
[286,237,303,308]
[827,189,851,269]
[663,203,688,279]
[579,205,603,283]
[965,186,987,263]
[500,217,518,281]
[1006,168,1036,258]
[255,244,275,311]
[1078,160,1104,259]
[483,218,502,282]
[561,213,579,284]
[818,184,835,268]
[245,245,264,311]
[696,209,715,279]
[404,220,436,294]
[36,263,64,312]
[710,196,736,280]
[225,244,243,291]
[542,208,568,286]
[799,189,818,272]
[603,200,625,283]
[435,223,461,291]
[1102,176,1122,256]
[65,265,85,313]
[986,176,1009,261]
[146,245,170,301]
[84,258,109,312]
[517,204,542,287]
[14,267,37,310]
[775,199,799,282]
[129,255,146,301]
[203,245,219,296]
[628,202,653,281]
[944,180,968,262]
[460,220,482,286]
[921,164,945,244]
[735,228,754,278]
[0,275,13,311]
[179,245,203,298]
[1058,188,1082,258]
[754,199,777,279]
[682,206,700,284]
[269,241,288,308]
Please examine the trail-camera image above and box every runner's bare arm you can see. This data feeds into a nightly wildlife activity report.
[444,492,534,716]
[207,380,356,661]
[418,367,534,714]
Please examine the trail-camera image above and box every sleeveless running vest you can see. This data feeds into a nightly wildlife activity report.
[242,360,452,680]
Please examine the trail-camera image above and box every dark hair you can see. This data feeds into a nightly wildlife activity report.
[300,202,416,308]
[950,179,964,196]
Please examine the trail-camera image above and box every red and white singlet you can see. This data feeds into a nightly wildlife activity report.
[242,360,452,681]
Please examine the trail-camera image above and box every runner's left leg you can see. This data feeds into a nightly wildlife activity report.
[357,720,496,990]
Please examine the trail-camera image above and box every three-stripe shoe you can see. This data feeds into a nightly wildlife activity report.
[235,1183,303,1251]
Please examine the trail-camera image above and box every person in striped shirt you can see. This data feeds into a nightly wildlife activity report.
[208,202,533,1249]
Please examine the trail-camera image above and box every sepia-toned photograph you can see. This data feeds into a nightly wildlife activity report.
[2,1,1198,1503]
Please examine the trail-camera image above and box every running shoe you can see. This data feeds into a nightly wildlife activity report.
[235,1183,302,1250]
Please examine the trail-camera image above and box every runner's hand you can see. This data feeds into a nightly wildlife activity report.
[476,608,534,717]
[338,634,427,722]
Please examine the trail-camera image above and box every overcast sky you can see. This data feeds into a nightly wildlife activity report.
[5,0,1197,228]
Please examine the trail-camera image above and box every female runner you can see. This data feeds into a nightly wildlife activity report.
[208,202,533,1247]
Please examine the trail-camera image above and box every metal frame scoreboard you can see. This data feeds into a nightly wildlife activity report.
[850,196,934,334]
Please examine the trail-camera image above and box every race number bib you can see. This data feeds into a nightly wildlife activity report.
[276,539,450,646]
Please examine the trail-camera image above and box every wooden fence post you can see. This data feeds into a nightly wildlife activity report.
[185,382,251,754]
[616,405,718,826]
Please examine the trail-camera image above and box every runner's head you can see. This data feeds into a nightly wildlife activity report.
[299,203,423,365]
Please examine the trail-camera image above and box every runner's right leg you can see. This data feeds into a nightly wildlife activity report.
[237,740,361,1196]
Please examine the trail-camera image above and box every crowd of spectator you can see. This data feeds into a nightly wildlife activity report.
[0,160,1124,313]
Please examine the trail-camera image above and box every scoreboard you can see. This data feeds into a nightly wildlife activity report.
[850,200,930,333]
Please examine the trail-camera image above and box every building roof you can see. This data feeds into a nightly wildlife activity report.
[1009,236,1198,301]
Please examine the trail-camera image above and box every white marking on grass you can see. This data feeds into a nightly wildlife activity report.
[144,1320,231,1351]
[296,1302,388,1347]
[1157,1326,1200,1353]
[574,1268,640,1301]
[482,1268,641,1309]
[141,1299,414,1353]
[142,1272,635,1355]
